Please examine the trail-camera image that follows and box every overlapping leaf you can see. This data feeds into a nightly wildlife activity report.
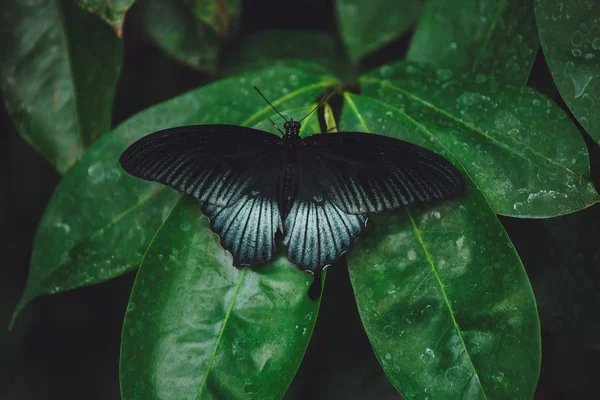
[407,0,539,85]
[73,0,135,36]
[342,93,540,399]
[221,30,348,81]
[336,0,422,62]
[135,0,220,72]
[183,0,241,37]
[121,108,323,400]
[11,64,337,327]
[536,0,600,142]
[360,62,599,217]
[0,0,122,173]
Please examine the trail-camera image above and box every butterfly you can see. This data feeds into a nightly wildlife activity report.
[119,88,465,299]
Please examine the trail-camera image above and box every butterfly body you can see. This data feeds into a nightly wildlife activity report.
[120,115,464,299]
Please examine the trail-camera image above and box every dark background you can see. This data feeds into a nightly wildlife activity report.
[2,0,599,399]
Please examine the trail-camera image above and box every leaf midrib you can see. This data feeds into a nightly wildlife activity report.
[196,268,247,399]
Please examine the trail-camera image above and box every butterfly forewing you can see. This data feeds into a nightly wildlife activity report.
[301,132,465,214]
[119,125,282,207]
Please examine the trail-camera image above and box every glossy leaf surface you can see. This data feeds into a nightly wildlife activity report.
[221,30,348,81]
[183,0,241,37]
[73,0,134,35]
[342,93,540,399]
[0,0,122,173]
[407,0,539,85]
[136,0,219,72]
[361,62,599,217]
[536,0,600,142]
[336,0,421,62]
[120,106,322,399]
[11,65,337,327]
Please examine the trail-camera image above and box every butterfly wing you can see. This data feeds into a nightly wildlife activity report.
[119,125,282,207]
[201,155,283,267]
[120,124,285,266]
[282,155,367,274]
[302,132,465,214]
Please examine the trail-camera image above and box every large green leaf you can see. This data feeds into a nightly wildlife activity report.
[343,93,540,399]
[407,0,539,85]
[336,0,422,62]
[11,65,337,328]
[120,106,323,400]
[183,0,241,37]
[73,0,135,36]
[0,0,122,174]
[135,0,219,72]
[221,30,349,82]
[535,0,600,142]
[360,62,599,217]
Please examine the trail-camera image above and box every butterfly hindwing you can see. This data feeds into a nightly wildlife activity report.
[283,155,367,273]
[302,132,465,214]
[119,125,282,207]
[202,189,281,267]
[200,144,284,267]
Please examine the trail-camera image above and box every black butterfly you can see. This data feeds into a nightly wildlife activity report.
[119,89,465,299]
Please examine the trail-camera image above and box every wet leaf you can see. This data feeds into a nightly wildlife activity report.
[361,62,599,218]
[136,0,219,72]
[0,0,123,173]
[120,195,321,399]
[407,0,539,85]
[183,0,241,37]
[336,0,421,62]
[221,30,349,81]
[342,93,541,399]
[73,0,134,36]
[535,0,600,142]
[10,64,337,327]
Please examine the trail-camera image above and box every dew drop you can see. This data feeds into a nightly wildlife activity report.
[408,249,417,260]
[571,30,583,47]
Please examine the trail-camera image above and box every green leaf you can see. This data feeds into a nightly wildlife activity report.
[0,0,123,174]
[342,93,541,399]
[11,64,337,328]
[73,0,134,36]
[336,0,422,62]
[535,0,600,142]
[360,62,599,218]
[136,0,219,72]
[183,0,241,37]
[221,30,349,81]
[407,0,539,85]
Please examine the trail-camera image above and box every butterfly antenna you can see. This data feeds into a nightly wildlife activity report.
[254,87,289,122]
[298,88,334,123]
[269,117,285,135]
